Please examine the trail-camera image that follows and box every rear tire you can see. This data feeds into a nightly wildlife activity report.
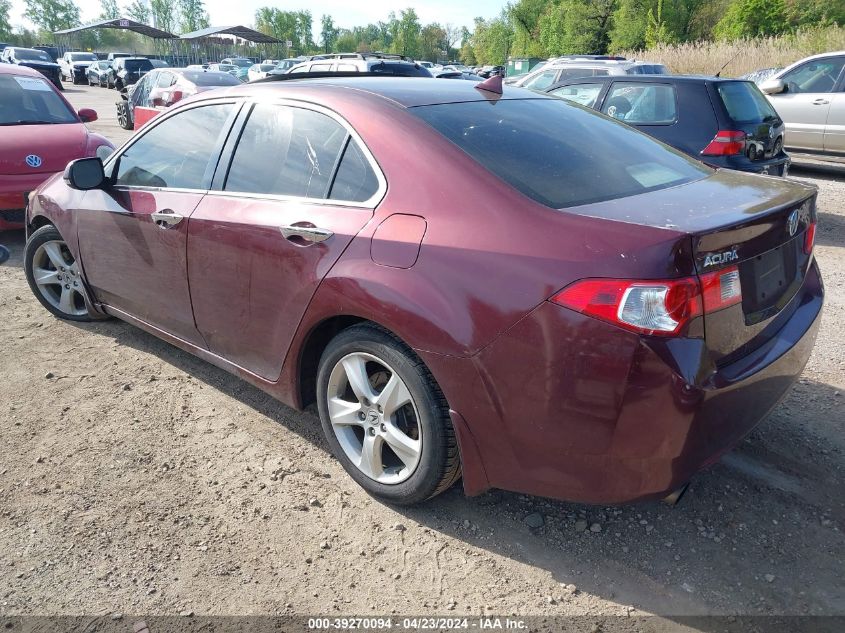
[316,324,461,505]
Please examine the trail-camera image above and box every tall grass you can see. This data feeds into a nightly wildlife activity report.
[617,25,845,77]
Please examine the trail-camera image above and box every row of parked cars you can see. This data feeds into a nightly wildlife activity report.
[6,60,825,507]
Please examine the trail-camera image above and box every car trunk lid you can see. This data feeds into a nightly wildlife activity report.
[566,169,817,363]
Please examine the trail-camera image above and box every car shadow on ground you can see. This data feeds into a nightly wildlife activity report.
[64,316,845,625]
[0,230,24,269]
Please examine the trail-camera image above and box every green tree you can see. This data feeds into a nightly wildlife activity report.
[178,0,209,33]
[24,0,80,32]
[471,11,513,65]
[508,0,549,57]
[714,0,790,40]
[0,0,12,38]
[150,0,176,33]
[785,0,845,27]
[255,8,313,54]
[99,0,119,19]
[391,8,422,58]
[538,0,617,56]
[645,0,674,47]
[320,14,338,53]
[125,0,150,24]
[419,22,446,61]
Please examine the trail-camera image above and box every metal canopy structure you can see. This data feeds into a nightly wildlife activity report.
[54,17,177,40]
[179,25,281,44]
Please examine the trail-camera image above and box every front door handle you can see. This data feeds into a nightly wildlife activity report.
[812,98,830,105]
[280,224,333,243]
[151,209,183,228]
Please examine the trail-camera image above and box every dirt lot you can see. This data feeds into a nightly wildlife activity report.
[0,85,843,629]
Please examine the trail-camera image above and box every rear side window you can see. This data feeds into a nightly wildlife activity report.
[411,98,709,209]
[329,140,380,202]
[602,83,677,124]
[115,103,234,189]
[718,81,779,123]
[224,104,347,198]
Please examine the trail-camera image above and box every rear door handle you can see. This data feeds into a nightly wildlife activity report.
[812,98,830,105]
[151,209,183,228]
[280,224,333,243]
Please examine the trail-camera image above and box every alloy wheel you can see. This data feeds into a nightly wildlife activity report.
[31,240,89,317]
[326,352,422,484]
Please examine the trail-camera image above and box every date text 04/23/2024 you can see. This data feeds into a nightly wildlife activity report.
[307,617,528,630]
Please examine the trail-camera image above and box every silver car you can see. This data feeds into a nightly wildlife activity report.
[513,57,667,91]
[760,51,845,158]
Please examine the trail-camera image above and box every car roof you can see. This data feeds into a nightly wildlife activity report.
[554,74,751,84]
[0,63,43,76]
[228,76,550,108]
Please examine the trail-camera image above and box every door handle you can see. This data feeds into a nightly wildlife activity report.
[812,98,830,105]
[151,209,183,228]
[279,224,333,243]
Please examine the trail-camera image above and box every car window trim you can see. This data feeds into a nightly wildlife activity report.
[206,97,387,210]
[601,80,679,127]
[104,97,243,194]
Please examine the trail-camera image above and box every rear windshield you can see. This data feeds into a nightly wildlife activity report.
[0,75,76,125]
[410,98,710,209]
[369,62,432,77]
[718,81,779,124]
[184,71,241,86]
[15,49,52,62]
[125,59,153,71]
[70,53,97,61]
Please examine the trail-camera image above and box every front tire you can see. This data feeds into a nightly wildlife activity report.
[316,324,461,505]
[24,225,95,322]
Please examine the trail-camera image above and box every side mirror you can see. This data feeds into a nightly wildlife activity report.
[760,78,785,95]
[78,108,98,122]
[64,157,105,190]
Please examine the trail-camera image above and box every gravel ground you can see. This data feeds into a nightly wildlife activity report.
[0,86,843,629]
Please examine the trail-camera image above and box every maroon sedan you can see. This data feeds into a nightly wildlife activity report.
[23,78,822,505]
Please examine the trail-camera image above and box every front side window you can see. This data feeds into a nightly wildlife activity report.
[115,103,234,189]
[781,58,845,94]
[411,98,709,209]
[548,83,604,108]
[602,83,677,124]
[224,104,347,198]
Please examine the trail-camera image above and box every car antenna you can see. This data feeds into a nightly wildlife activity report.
[475,74,503,95]
[715,51,740,78]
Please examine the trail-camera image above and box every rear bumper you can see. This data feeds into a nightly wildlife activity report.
[437,261,823,504]
[709,153,791,176]
[0,172,57,230]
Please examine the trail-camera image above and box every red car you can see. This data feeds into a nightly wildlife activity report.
[117,67,242,131]
[22,78,822,506]
[0,64,113,231]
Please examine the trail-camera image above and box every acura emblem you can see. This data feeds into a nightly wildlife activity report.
[787,209,799,237]
[25,154,42,168]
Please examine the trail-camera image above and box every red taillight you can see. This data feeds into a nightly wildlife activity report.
[701,130,746,156]
[804,222,816,255]
[552,268,743,337]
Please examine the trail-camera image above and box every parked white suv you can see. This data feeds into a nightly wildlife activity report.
[59,51,98,85]
[513,56,668,91]
[759,51,845,158]
[287,53,433,77]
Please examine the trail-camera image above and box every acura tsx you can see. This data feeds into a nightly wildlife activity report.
[23,77,822,505]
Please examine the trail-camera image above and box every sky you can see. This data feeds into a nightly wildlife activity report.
[8,0,505,35]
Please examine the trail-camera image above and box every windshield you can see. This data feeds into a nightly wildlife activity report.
[15,49,52,62]
[0,75,77,125]
[70,53,97,62]
[184,71,242,86]
[718,81,779,123]
[369,62,432,77]
[216,64,237,71]
[125,59,153,71]
[410,98,709,209]
[229,59,251,67]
